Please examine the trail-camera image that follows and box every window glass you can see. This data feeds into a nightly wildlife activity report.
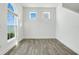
[29,11,37,21]
[43,12,50,19]
[7,3,15,40]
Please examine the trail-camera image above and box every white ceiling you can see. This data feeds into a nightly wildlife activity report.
[21,3,58,7]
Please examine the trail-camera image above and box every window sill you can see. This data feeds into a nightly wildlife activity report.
[8,37,15,43]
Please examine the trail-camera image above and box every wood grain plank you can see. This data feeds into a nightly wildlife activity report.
[5,39,77,55]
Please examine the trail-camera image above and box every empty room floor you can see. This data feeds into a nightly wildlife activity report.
[5,39,77,55]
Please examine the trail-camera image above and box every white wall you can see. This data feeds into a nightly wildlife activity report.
[13,3,23,42]
[0,4,7,54]
[56,4,79,54]
[63,3,79,13]
[23,7,56,38]
[0,3,23,55]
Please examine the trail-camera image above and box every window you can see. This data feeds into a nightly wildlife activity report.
[7,3,15,40]
[29,11,37,21]
[43,12,50,19]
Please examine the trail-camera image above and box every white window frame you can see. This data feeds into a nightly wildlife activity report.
[7,9,18,42]
[29,11,37,21]
[43,12,50,20]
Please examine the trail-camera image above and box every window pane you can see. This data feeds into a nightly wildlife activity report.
[43,12,50,19]
[8,3,14,12]
[7,12,15,40]
[7,3,15,40]
[29,11,37,21]
[8,12,14,26]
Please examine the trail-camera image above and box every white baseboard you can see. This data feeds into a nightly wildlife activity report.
[56,37,79,55]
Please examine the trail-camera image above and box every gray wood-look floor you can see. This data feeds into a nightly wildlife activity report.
[5,39,77,55]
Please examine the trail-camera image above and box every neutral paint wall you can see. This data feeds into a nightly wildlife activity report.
[63,3,79,13]
[0,3,23,55]
[56,4,79,54]
[0,4,7,54]
[23,7,56,38]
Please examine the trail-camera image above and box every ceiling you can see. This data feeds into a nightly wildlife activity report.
[21,3,58,7]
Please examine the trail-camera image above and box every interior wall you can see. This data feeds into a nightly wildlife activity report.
[23,7,56,38]
[0,3,23,55]
[56,4,79,54]
[0,4,7,54]
[63,3,79,13]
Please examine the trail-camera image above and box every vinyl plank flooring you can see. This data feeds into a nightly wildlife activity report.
[5,39,77,55]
